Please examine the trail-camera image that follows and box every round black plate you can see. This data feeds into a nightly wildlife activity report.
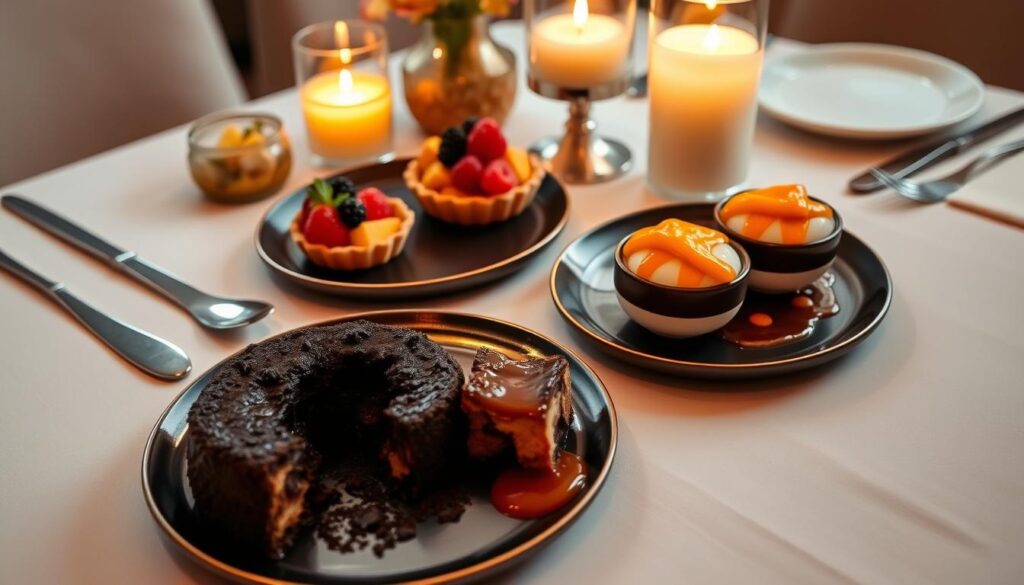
[550,204,892,379]
[142,311,616,584]
[256,159,569,299]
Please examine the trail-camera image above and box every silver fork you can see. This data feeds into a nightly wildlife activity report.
[871,139,1024,203]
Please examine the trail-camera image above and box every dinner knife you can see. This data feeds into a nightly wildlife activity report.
[849,106,1024,193]
[0,195,273,330]
[0,247,191,380]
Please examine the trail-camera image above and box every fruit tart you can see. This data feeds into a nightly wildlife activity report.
[290,177,414,270]
[403,117,545,226]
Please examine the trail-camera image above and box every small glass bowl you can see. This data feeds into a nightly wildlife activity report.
[187,112,292,203]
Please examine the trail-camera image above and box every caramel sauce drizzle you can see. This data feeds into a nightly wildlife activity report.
[623,219,737,286]
[720,184,833,244]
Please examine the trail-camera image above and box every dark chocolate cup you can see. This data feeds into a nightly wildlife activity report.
[713,194,843,293]
[613,237,750,338]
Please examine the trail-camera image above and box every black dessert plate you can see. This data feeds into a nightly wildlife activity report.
[142,311,616,584]
[550,204,892,379]
[256,159,569,299]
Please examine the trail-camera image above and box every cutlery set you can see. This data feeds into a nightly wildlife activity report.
[0,195,274,380]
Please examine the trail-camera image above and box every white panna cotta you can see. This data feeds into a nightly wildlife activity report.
[724,214,834,244]
[626,243,741,288]
[615,219,748,338]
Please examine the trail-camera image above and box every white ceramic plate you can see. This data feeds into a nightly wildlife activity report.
[760,43,985,139]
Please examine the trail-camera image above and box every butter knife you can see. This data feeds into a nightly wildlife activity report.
[849,106,1024,193]
[1,195,273,330]
[0,248,191,380]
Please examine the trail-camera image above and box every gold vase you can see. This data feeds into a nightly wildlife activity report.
[402,15,517,135]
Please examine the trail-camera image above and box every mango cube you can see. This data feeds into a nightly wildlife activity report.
[217,124,244,148]
[504,147,532,183]
[418,136,441,170]
[351,217,401,247]
[422,161,451,190]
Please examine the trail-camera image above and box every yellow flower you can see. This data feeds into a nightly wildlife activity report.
[480,0,512,17]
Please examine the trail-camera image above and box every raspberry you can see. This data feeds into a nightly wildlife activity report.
[303,205,350,247]
[467,117,507,162]
[438,127,467,168]
[450,155,484,193]
[357,187,393,220]
[338,197,366,228]
[480,159,517,195]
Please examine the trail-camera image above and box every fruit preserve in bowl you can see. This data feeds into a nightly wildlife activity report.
[188,112,292,203]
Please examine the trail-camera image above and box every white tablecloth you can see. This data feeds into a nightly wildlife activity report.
[2,23,1022,584]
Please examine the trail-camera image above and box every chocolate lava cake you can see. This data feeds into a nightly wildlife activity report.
[186,320,464,559]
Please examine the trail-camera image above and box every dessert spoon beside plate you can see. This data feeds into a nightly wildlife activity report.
[1,195,273,330]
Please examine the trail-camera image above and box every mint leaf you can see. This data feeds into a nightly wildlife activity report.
[307,178,335,206]
[332,192,351,207]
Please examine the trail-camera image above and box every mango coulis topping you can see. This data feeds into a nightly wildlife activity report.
[623,219,737,287]
[720,184,833,245]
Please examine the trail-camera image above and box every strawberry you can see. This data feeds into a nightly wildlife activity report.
[481,159,517,195]
[357,188,393,220]
[450,155,484,193]
[303,204,350,247]
[467,117,507,162]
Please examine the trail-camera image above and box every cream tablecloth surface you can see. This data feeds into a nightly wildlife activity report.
[1,24,1022,585]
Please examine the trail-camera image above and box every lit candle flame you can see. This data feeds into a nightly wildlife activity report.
[705,0,717,9]
[701,23,721,52]
[338,68,354,96]
[572,0,588,32]
[335,21,351,64]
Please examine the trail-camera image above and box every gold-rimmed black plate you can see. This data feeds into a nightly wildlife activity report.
[550,204,892,379]
[142,310,616,584]
[256,159,569,299]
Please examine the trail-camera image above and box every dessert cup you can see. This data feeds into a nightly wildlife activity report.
[613,237,751,338]
[714,194,843,293]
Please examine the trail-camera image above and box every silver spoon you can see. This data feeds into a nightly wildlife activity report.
[1,195,274,330]
[870,139,1024,203]
[0,247,191,380]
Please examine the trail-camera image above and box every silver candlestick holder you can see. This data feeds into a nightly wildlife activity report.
[527,77,633,184]
[524,0,637,185]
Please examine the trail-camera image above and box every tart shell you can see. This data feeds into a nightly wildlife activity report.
[403,155,546,226]
[290,198,415,271]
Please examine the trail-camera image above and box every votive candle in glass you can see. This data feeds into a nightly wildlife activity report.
[648,0,767,200]
[293,21,393,167]
[529,0,634,90]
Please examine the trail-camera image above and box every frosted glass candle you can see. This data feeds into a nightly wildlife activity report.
[530,12,630,88]
[300,69,392,163]
[648,24,763,198]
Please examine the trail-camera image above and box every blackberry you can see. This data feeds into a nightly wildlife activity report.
[329,176,357,198]
[438,127,467,168]
[461,117,480,136]
[338,197,366,228]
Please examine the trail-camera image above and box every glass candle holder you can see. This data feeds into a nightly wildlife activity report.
[293,21,394,167]
[647,0,767,201]
[187,112,292,203]
[525,0,636,184]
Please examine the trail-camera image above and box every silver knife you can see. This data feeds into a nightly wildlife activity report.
[849,106,1024,193]
[0,247,191,380]
[1,195,274,330]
